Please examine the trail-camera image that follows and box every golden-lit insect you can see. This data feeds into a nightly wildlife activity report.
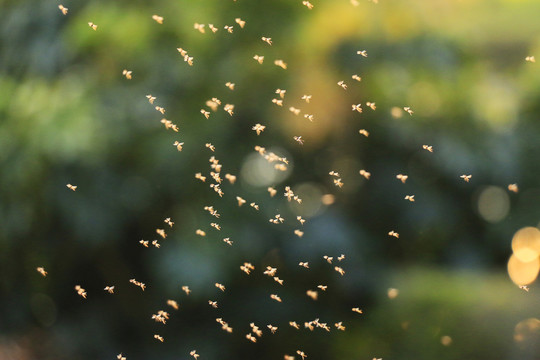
[117,354,126,360]
[270,294,282,302]
[58,5,68,15]
[269,214,285,224]
[154,334,164,342]
[396,174,408,183]
[224,25,234,33]
[405,195,415,202]
[294,229,304,238]
[317,285,327,291]
[246,333,257,343]
[160,119,179,132]
[240,262,255,275]
[334,266,345,276]
[152,240,160,248]
[140,240,149,247]
[208,300,218,308]
[337,81,347,89]
[236,196,246,206]
[223,238,233,246]
[404,107,414,115]
[519,285,530,292]
[422,144,433,152]
[264,266,277,277]
[252,124,266,135]
[306,290,318,300]
[209,24,218,33]
[388,231,399,238]
[359,169,371,179]
[301,94,312,103]
[201,109,210,119]
[297,216,306,225]
[352,104,362,113]
[206,143,216,152]
[190,350,200,360]
[525,56,536,63]
[146,94,156,104]
[323,255,333,264]
[66,184,77,191]
[274,277,284,285]
[275,89,286,98]
[262,37,272,45]
[508,184,519,193]
[366,102,376,110]
[210,223,221,231]
[75,285,87,299]
[224,104,234,116]
[359,129,370,137]
[88,22,97,31]
[167,299,179,310]
[122,69,132,79]
[235,18,246,28]
[333,178,344,188]
[352,307,363,314]
[155,106,165,114]
[177,48,188,57]
[267,324,278,334]
[225,173,236,184]
[225,82,235,90]
[268,187,277,197]
[289,321,300,329]
[151,310,170,324]
[250,323,263,337]
[338,254,345,261]
[460,174,472,182]
[302,1,314,9]
[182,285,191,295]
[204,206,220,218]
[297,350,307,360]
[272,98,283,106]
[299,262,309,268]
[304,114,314,122]
[274,59,287,69]
[289,107,301,115]
[164,218,174,227]
[195,173,206,182]
[329,171,340,177]
[194,23,205,33]
[352,74,362,81]
[357,50,368,57]
[250,202,259,210]
[215,283,225,292]
[152,15,164,24]
[104,286,115,294]
[253,54,264,64]
[335,322,346,331]
[156,229,166,239]
[129,279,146,291]
[36,267,47,277]
[196,229,206,237]
[294,136,304,145]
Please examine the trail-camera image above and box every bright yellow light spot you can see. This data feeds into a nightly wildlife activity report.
[387,288,399,299]
[507,254,539,286]
[512,227,540,263]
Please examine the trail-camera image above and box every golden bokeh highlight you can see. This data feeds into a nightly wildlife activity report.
[477,186,510,223]
[514,318,540,344]
[511,227,540,263]
[507,254,539,286]
[440,335,453,346]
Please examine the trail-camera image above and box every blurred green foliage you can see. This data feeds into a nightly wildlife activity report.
[1,0,539,359]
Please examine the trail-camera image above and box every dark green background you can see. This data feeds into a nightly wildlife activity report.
[1,0,539,359]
